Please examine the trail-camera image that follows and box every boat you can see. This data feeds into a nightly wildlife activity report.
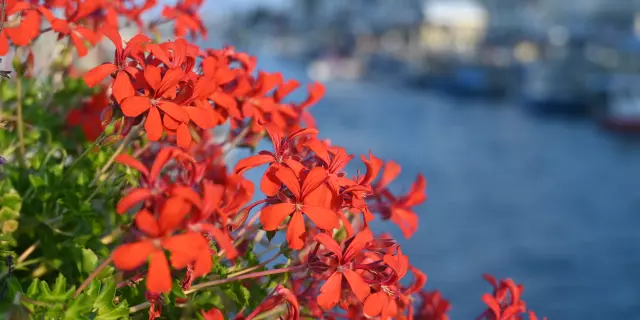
[598,74,640,133]
[519,32,600,116]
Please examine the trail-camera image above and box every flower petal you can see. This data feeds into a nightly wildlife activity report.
[177,123,192,149]
[115,154,149,176]
[343,269,370,302]
[317,272,342,310]
[147,250,173,293]
[113,71,136,104]
[83,63,117,88]
[134,209,160,237]
[302,205,339,231]
[116,188,152,214]
[275,166,301,199]
[300,167,327,198]
[112,241,154,271]
[286,211,305,250]
[233,154,274,175]
[363,292,387,317]
[260,165,281,197]
[314,233,342,260]
[158,197,191,234]
[145,107,163,141]
[157,101,188,122]
[260,203,295,231]
[121,96,151,117]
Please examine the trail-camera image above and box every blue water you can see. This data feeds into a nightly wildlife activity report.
[245,55,640,319]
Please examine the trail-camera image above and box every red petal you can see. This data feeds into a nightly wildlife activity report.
[260,165,281,197]
[163,232,208,268]
[302,205,339,231]
[144,65,162,91]
[177,123,192,149]
[171,186,201,209]
[120,96,151,117]
[286,211,305,250]
[150,147,174,182]
[275,166,301,199]
[157,101,188,123]
[101,24,123,51]
[377,160,401,190]
[116,188,152,214]
[112,241,154,270]
[233,154,274,175]
[134,209,160,237]
[158,197,191,234]
[314,233,342,259]
[186,107,216,129]
[147,250,172,293]
[300,167,327,198]
[317,272,342,310]
[83,63,117,88]
[70,32,88,57]
[157,67,184,98]
[115,154,149,176]
[343,270,370,302]
[145,107,163,141]
[113,71,136,104]
[260,203,295,231]
[482,294,502,318]
[363,292,387,317]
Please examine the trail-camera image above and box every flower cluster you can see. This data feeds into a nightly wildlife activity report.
[0,0,547,319]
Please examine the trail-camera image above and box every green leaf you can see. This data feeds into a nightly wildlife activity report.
[0,192,21,212]
[94,302,129,320]
[28,175,45,188]
[63,293,93,320]
[93,280,117,313]
[80,248,98,274]
[171,280,187,300]
[223,282,251,309]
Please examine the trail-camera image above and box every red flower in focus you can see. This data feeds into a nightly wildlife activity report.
[83,25,150,103]
[313,231,373,310]
[112,197,209,293]
[120,66,189,141]
[234,123,316,197]
[260,166,340,249]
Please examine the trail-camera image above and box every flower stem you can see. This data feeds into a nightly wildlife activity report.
[15,47,25,167]
[73,255,113,298]
[185,264,305,294]
[129,264,306,314]
[91,124,142,186]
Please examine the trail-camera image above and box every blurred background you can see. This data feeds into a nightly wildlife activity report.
[203,1,640,319]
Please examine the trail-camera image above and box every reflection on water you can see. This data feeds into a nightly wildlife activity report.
[254,55,640,320]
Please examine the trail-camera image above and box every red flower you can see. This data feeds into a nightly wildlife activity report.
[83,25,150,102]
[120,66,189,141]
[66,88,109,141]
[246,285,300,320]
[0,1,42,55]
[260,166,340,249]
[201,308,224,320]
[234,123,317,196]
[112,197,209,293]
[313,231,373,309]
